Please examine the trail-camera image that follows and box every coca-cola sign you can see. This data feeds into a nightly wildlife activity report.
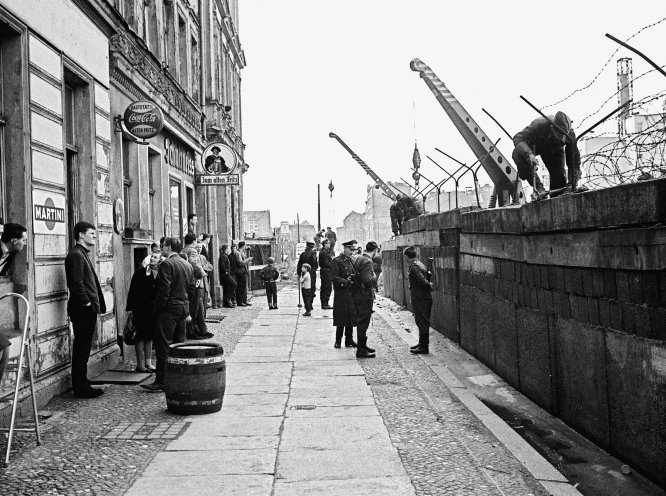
[123,100,164,139]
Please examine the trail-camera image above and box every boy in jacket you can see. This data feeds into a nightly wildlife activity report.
[259,257,280,309]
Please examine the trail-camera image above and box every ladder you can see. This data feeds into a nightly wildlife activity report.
[0,293,41,467]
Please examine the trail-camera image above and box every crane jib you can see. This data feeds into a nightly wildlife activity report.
[328,132,398,201]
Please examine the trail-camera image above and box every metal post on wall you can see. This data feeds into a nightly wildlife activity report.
[317,184,321,232]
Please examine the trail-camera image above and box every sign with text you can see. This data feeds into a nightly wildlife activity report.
[197,174,240,186]
[33,189,66,235]
[123,100,164,140]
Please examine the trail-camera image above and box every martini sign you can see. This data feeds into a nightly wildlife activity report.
[122,100,164,141]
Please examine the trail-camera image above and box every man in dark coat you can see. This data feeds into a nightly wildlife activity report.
[231,242,252,306]
[297,240,318,301]
[142,237,195,391]
[512,111,581,198]
[318,238,334,309]
[352,242,378,358]
[218,244,237,307]
[0,223,27,386]
[390,194,404,236]
[330,240,357,348]
[65,222,106,398]
[404,246,433,354]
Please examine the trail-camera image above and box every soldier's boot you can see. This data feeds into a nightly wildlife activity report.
[334,326,344,348]
[356,337,375,359]
[344,327,356,348]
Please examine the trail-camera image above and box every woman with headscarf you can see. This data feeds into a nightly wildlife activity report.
[126,251,161,372]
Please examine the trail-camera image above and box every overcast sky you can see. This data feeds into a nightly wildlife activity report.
[240,1,665,229]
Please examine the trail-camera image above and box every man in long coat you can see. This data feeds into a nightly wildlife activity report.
[318,238,334,309]
[352,242,378,358]
[330,240,358,348]
[297,240,318,301]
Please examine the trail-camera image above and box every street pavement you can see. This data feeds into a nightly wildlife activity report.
[0,285,575,495]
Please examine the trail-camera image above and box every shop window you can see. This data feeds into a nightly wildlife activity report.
[185,185,194,222]
[178,15,188,91]
[169,178,182,240]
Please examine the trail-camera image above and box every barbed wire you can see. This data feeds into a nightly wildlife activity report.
[580,90,666,188]
[542,15,666,111]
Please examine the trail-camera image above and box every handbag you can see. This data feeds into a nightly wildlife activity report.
[123,315,137,345]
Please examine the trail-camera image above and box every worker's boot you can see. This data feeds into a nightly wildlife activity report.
[356,337,375,359]
[334,326,343,348]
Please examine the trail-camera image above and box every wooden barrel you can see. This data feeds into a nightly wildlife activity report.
[165,342,226,415]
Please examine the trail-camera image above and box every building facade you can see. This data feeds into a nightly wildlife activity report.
[0,0,245,412]
[364,181,410,244]
[337,211,365,246]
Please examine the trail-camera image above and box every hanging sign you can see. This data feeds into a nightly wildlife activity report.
[197,142,239,186]
[113,198,125,234]
[123,100,164,140]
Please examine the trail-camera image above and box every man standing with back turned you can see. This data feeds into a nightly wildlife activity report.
[142,237,194,391]
[404,246,433,354]
[65,222,106,398]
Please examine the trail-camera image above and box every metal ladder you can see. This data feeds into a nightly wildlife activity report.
[0,293,41,467]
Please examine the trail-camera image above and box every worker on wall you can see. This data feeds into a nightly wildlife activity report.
[511,111,581,198]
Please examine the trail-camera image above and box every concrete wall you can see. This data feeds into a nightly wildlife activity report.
[381,178,666,487]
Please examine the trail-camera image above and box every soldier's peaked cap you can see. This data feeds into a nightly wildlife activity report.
[342,240,357,247]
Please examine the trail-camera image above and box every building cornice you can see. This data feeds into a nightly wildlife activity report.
[71,0,117,38]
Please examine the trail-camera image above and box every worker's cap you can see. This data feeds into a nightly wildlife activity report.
[306,239,315,246]
[553,111,572,135]
[267,257,275,264]
[342,240,357,247]
[366,241,378,252]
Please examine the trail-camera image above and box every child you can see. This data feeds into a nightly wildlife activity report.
[258,257,280,309]
[300,263,313,316]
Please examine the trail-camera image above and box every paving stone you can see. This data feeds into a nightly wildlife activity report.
[273,476,416,496]
[125,474,273,496]
[142,449,276,476]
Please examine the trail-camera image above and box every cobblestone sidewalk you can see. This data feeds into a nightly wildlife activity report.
[0,303,260,496]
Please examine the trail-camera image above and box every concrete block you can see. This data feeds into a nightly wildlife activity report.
[553,318,610,447]
[570,295,589,323]
[621,302,636,334]
[559,291,571,319]
[649,308,666,340]
[603,270,617,300]
[599,298,611,328]
[517,308,552,411]
[459,285,478,356]
[554,266,565,291]
[634,304,652,338]
[605,331,666,487]
[572,269,584,296]
[609,299,623,331]
[492,298,519,389]
[588,298,600,326]
[592,270,604,298]
[642,271,660,306]
[460,205,523,234]
[433,207,476,230]
[564,267,574,294]
[541,265,550,289]
[439,230,459,247]
[581,269,594,297]
[521,177,666,232]
[432,293,459,342]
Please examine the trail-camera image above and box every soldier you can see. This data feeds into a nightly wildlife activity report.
[318,238,334,309]
[351,241,378,358]
[330,240,358,349]
[325,227,337,253]
[296,239,318,302]
[404,245,433,354]
[389,194,403,236]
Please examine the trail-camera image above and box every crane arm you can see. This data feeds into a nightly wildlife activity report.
[410,58,524,206]
[328,132,398,201]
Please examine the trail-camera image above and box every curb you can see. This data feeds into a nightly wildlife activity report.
[374,300,582,496]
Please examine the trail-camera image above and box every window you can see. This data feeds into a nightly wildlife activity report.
[248,220,258,233]
[122,137,132,224]
[148,149,160,232]
[144,0,159,53]
[191,34,200,102]
[186,186,194,221]
[178,15,188,90]
[163,0,176,75]
[169,178,182,240]
[123,0,135,29]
